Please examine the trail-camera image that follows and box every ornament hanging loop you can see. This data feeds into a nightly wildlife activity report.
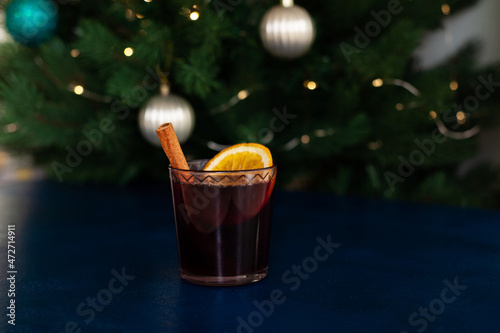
[281,0,294,7]
[160,83,170,96]
[156,65,170,96]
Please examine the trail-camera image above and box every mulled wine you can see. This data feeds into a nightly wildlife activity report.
[169,162,277,286]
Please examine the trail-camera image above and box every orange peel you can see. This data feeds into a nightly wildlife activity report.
[203,143,273,171]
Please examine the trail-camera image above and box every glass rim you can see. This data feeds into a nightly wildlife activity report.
[169,159,277,174]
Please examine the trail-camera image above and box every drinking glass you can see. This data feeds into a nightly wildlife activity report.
[169,160,277,286]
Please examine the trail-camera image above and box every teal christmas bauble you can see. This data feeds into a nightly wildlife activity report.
[5,0,58,46]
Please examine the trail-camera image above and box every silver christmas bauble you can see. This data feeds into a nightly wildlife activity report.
[259,0,315,59]
[139,86,195,145]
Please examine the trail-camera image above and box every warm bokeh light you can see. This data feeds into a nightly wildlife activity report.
[372,78,383,87]
[441,4,451,15]
[395,103,404,111]
[70,49,80,58]
[429,111,437,119]
[124,47,134,57]
[456,111,466,124]
[189,11,200,21]
[237,90,249,100]
[5,123,17,133]
[301,135,310,144]
[125,9,135,20]
[73,85,84,95]
[450,81,458,91]
[367,140,383,150]
[136,13,144,19]
[314,129,326,137]
[305,80,317,90]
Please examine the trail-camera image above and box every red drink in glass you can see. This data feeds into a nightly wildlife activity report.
[170,160,277,286]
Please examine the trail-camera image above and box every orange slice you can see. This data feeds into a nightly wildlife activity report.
[203,143,273,171]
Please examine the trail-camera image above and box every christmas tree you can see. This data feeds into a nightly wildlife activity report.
[0,0,499,207]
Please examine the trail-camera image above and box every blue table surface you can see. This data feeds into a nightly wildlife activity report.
[0,180,499,333]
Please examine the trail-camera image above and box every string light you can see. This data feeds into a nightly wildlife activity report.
[180,7,190,16]
[314,129,326,137]
[260,131,274,144]
[314,128,335,137]
[31,7,482,156]
[124,47,134,57]
[367,140,383,150]
[70,49,80,58]
[34,56,112,103]
[435,118,480,139]
[125,9,135,20]
[307,81,317,90]
[5,123,17,133]
[303,80,317,90]
[210,85,264,115]
[449,81,458,91]
[189,11,200,21]
[441,4,451,15]
[374,77,479,139]
[281,128,335,152]
[144,0,152,2]
[207,141,230,151]
[349,75,481,141]
[284,138,300,151]
[372,78,384,87]
[382,78,421,96]
[73,85,84,95]
[237,89,249,100]
[456,111,466,124]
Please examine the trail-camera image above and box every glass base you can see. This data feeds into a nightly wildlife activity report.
[180,267,268,286]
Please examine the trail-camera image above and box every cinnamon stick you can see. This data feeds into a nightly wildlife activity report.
[156,123,189,170]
